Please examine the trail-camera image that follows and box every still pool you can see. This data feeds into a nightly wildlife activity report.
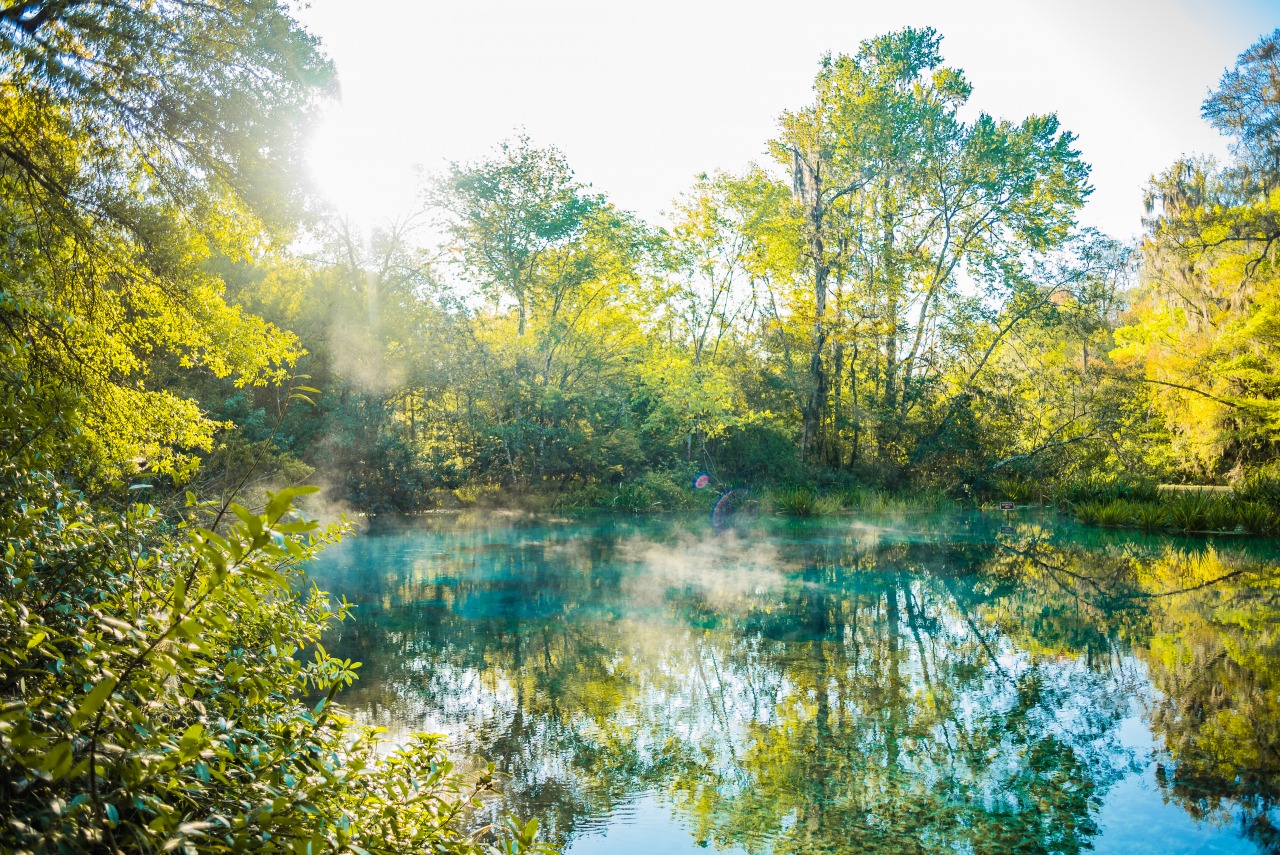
[306,512,1280,854]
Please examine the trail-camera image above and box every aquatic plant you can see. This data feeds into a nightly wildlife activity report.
[1055,476,1160,506]
[769,486,842,516]
[1132,502,1171,532]
[1233,467,1280,511]
[1073,500,1105,525]
[1095,500,1134,528]
[843,486,952,512]
[772,486,819,516]
[994,474,1040,504]
[1167,490,1235,532]
[1234,501,1278,535]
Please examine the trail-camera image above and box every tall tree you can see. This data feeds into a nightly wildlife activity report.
[1115,29,1280,476]
[771,28,1090,468]
[433,136,651,486]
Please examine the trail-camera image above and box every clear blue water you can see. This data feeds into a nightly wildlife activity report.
[307,511,1280,854]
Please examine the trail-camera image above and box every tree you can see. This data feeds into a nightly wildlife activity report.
[1115,29,1280,477]
[435,136,612,338]
[0,0,333,478]
[432,137,652,487]
[769,28,1090,469]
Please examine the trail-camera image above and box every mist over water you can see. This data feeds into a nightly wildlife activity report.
[307,512,1280,854]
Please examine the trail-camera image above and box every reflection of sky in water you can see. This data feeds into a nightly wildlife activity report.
[308,512,1280,854]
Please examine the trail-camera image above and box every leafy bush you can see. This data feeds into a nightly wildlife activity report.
[714,419,804,486]
[993,474,1039,504]
[612,471,696,514]
[0,458,551,852]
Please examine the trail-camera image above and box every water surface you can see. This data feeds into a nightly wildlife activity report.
[308,512,1280,854]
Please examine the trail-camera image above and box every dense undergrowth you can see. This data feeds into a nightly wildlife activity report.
[0,390,552,854]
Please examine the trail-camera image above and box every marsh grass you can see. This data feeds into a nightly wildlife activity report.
[1054,476,1161,506]
[1094,500,1134,527]
[843,486,952,513]
[769,486,833,516]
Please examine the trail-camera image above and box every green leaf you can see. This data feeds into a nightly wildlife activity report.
[41,740,74,779]
[71,677,118,729]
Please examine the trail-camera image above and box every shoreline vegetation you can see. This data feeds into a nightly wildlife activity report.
[369,475,1280,539]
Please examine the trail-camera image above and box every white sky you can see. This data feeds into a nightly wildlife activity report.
[297,0,1280,241]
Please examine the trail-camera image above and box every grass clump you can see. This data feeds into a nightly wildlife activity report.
[771,486,820,516]
[1132,502,1171,532]
[1054,475,1160,506]
[612,472,703,514]
[842,486,952,513]
[1069,485,1280,536]
[1094,499,1135,527]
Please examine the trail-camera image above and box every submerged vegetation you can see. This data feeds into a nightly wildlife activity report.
[3,0,1280,851]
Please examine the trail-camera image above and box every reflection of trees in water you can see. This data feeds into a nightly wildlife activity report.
[308,519,1280,853]
[998,531,1280,854]
[663,541,1132,855]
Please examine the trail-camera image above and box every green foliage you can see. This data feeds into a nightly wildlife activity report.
[0,466,549,852]
[767,486,841,517]
[1094,500,1134,527]
[1132,502,1172,532]
[1068,488,1280,535]
[1166,491,1230,533]
[612,472,698,514]
[1233,465,1280,511]
[769,26,1091,470]
[0,0,330,479]
[1054,476,1160,506]
[841,486,952,513]
[1112,30,1280,477]
[1234,500,1278,535]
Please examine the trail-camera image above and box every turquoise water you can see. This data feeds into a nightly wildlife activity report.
[307,512,1280,854]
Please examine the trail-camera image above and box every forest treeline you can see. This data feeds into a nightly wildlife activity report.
[158,29,1280,515]
[3,0,1280,849]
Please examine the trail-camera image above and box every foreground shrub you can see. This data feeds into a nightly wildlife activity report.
[0,468,551,854]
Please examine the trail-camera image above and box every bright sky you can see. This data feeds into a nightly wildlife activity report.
[297,0,1280,241]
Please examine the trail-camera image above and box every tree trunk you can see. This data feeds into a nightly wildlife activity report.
[797,150,830,462]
